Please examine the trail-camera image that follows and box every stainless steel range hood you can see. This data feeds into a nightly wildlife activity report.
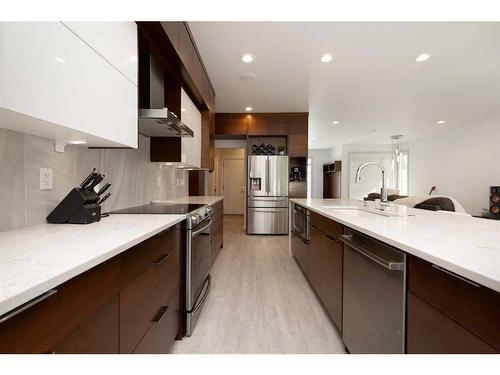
[138,50,194,138]
[139,108,194,137]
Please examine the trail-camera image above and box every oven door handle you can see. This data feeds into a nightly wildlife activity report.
[191,219,212,237]
[191,275,211,314]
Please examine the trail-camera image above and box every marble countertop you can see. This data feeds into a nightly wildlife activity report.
[0,214,185,317]
[291,198,500,293]
[153,196,224,206]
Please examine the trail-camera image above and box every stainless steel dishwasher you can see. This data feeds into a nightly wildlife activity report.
[341,228,406,353]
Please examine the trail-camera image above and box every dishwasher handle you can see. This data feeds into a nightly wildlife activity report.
[340,235,404,271]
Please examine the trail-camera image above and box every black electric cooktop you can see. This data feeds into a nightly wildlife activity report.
[108,203,206,215]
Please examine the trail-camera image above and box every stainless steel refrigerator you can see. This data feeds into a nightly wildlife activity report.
[247,155,289,234]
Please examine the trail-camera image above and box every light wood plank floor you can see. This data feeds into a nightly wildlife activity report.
[171,215,345,354]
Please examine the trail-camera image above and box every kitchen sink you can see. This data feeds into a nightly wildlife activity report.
[320,205,409,217]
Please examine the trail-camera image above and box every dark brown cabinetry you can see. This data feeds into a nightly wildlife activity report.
[215,113,309,157]
[210,200,224,267]
[138,22,215,171]
[407,255,500,353]
[0,225,183,354]
[306,212,343,331]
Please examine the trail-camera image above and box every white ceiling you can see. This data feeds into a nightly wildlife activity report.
[189,22,500,149]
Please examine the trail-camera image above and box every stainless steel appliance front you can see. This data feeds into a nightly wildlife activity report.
[247,155,289,234]
[185,214,212,336]
[341,228,406,353]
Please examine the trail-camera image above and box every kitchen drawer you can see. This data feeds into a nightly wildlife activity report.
[408,256,500,350]
[0,257,120,353]
[120,245,180,353]
[50,296,119,354]
[133,289,181,354]
[121,226,181,287]
[310,211,343,242]
[407,292,498,354]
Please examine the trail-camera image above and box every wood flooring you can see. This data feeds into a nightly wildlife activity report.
[171,215,345,354]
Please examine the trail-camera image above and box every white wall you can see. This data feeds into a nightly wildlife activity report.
[404,117,500,215]
[341,144,393,199]
[308,149,335,198]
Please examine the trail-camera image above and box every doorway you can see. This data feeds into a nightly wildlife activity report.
[223,158,245,214]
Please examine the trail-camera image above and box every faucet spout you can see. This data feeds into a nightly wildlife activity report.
[354,161,389,202]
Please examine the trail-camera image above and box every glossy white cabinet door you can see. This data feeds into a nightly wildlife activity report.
[62,22,138,85]
[181,88,201,168]
[0,22,137,148]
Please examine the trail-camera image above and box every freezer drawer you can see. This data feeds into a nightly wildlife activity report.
[248,196,289,208]
[247,207,288,234]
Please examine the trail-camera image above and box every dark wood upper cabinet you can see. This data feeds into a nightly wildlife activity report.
[178,23,194,72]
[215,113,308,157]
[161,22,180,52]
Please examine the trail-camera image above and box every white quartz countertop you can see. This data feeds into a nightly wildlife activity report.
[290,198,500,293]
[153,196,224,206]
[0,214,185,317]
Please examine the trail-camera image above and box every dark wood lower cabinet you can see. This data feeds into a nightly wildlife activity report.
[133,289,181,354]
[407,292,498,354]
[0,225,183,354]
[51,296,119,354]
[308,226,323,296]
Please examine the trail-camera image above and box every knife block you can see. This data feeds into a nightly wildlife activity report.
[46,188,101,224]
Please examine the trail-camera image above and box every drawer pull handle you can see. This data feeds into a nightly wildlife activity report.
[0,289,58,324]
[431,264,481,288]
[152,305,169,324]
[154,253,171,266]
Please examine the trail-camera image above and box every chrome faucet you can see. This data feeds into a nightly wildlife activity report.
[355,161,389,203]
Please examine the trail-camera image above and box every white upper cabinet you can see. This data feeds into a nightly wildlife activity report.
[0,22,138,148]
[62,22,138,85]
[181,88,201,168]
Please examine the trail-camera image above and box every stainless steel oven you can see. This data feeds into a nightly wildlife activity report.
[185,208,213,336]
[291,203,310,275]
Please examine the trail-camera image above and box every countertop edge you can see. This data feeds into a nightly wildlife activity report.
[0,215,186,317]
[290,199,500,293]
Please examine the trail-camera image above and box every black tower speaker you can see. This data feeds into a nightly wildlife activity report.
[489,186,500,220]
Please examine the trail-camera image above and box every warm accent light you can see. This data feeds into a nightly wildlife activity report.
[332,121,340,125]
[245,106,253,112]
[241,54,254,63]
[415,53,430,62]
[321,54,333,63]
[69,140,87,145]
[437,120,446,125]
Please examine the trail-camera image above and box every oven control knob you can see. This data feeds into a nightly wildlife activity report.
[190,214,199,223]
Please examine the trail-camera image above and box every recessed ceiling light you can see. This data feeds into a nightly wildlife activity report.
[312,137,317,141]
[370,129,378,133]
[332,121,340,125]
[181,107,186,112]
[241,54,253,63]
[69,140,87,145]
[415,53,430,62]
[321,54,333,63]
[437,120,446,125]
[245,106,253,112]
[53,56,67,64]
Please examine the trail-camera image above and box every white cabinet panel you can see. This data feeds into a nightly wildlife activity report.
[0,22,137,148]
[62,22,138,85]
[181,88,201,168]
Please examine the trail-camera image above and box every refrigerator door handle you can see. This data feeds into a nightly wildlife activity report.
[266,157,270,194]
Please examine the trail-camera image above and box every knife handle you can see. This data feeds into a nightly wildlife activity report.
[97,183,111,196]
[89,174,105,191]
[80,168,97,188]
[98,192,111,205]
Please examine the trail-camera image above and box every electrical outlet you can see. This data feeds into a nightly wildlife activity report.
[40,168,53,190]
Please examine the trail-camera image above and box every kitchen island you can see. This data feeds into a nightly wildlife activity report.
[290,198,500,354]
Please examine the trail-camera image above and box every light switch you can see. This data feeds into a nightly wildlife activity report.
[40,168,53,190]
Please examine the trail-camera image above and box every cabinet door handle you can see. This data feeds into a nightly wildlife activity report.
[152,305,169,324]
[0,289,58,324]
[153,253,171,266]
[431,264,480,288]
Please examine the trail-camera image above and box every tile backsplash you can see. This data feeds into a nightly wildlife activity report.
[0,128,188,232]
